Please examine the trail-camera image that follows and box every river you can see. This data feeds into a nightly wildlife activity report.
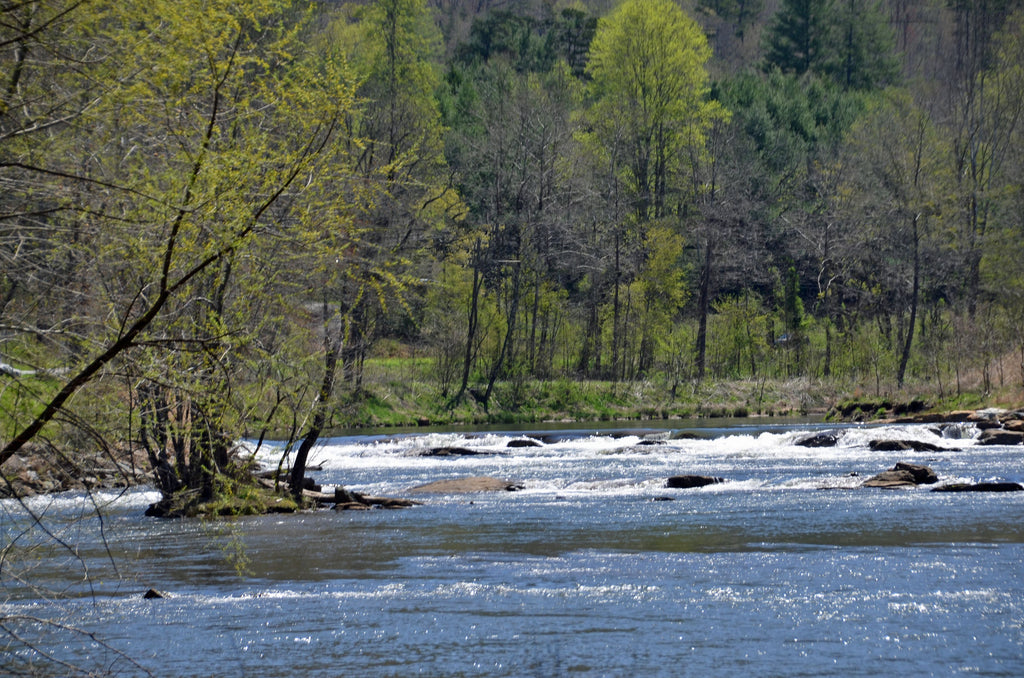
[2,419,1023,676]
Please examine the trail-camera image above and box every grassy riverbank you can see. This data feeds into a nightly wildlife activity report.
[306,354,1024,432]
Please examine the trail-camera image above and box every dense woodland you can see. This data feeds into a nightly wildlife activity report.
[2,0,1024,503]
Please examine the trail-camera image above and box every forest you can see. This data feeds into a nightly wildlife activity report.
[2,0,1024,506]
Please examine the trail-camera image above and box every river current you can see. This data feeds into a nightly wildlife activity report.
[2,419,1023,676]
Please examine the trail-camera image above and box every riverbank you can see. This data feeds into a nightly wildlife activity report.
[1,443,153,499]
[317,374,1022,431]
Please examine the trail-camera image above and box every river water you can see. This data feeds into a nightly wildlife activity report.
[3,419,1023,676]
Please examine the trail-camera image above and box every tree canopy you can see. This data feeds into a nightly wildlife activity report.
[3,0,1024,515]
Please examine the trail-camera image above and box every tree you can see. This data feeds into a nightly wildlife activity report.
[441,50,585,402]
[762,0,900,91]
[699,0,764,42]
[842,90,949,387]
[942,1,1024,315]
[977,9,1024,384]
[714,69,863,380]
[762,0,834,77]
[582,0,724,381]
[826,0,900,90]
[586,0,725,223]
[0,0,347,509]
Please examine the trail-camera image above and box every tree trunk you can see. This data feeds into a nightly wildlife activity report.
[291,304,340,501]
[483,262,522,408]
[455,239,483,403]
[694,238,713,382]
[897,214,921,388]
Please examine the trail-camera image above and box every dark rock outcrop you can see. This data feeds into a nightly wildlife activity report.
[666,475,725,489]
[931,482,1023,493]
[507,439,543,448]
[862,462,938,488]
[796,432,839,448]
[868,439,950,452]
[977,429,1024,446]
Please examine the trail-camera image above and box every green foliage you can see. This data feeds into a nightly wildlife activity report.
[452,7,598,77]
[586,0,727,221]
[762,0,833,77]
[710,291,771,378]
[4,0,1023,507]
[762,0,898,91]
[698,0,764,41]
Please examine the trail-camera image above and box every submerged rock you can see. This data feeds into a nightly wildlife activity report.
[408,476,524,493]
[666,475,725,489]
[931,482,1024,493]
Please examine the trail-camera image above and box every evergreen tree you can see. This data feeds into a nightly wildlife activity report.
[763,0,900,90]
[762,0,833,77]
[826,0,901,90]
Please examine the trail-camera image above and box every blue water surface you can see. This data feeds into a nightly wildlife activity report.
[2,421,1023,677]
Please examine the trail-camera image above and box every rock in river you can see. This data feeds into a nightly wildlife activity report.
[931,482,1024,493]
[862,462,938,488]
[868,439,950,452]
[795,432,839,448]
[666,475,725,489]
[408,476,524,493]
[977,430,1024,446]
[412,446,499,457]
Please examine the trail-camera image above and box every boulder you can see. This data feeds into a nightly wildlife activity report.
[796,432,839,448]
[666,475,725,489]
[143,588,166,599]
[932,482,1024,493]
[893,461,938,484]
[506,438,542,448]
[408,476,524,493]
[1002,419,1024,432]
[869,440,948,452]
[978,429,1024,446]
[862,470,919,488]
[862,462,937,488]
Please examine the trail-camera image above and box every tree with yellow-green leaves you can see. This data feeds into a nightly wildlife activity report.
[585,0,725,224]
[319,0,460,388]
[582,0,724,381]
[0,0,356,513]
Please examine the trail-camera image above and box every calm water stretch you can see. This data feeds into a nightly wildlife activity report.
[3,419,1023,676]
